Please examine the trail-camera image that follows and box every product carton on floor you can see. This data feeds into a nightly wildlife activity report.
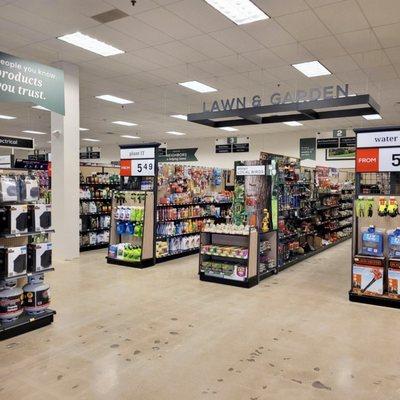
[388,259,400,298]
[352,255,385,296]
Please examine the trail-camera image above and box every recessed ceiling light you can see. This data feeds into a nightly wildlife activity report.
[283,121,303,127]
[57,31,124,57]
[204,0,269,25]
[32,105,50,111]
[112,121,138,127]
[95,95,133,105]
[82,138,100,142]
[170,114,188,120]
[79,127,89,131]
[363,114,382,120]
[178,81,217,93]
[0,114,16,120]
[292,61,331,78]
[121,135,140,139]
[22,130,47,135]
[166,131,187,136]
[219,127,238,132]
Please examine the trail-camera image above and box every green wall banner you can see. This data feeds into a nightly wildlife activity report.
[159,148,198,162]
[299,138,316,160]
[0,51,65,115]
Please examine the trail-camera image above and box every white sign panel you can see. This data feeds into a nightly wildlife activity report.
[236,165,266,176]
[379,148,400,172]
[357,130,400,148]
[131,159,155,176]
[120,147,155,160]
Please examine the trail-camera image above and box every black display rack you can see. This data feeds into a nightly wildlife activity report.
[349,126,400,309]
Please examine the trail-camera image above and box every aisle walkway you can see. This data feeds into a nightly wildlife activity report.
[1,241,399,400]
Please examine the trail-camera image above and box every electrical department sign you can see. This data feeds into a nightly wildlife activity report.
[0,51,65,115]
[0,135,34,149]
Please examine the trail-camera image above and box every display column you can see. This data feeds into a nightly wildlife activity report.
[51,62,80,261]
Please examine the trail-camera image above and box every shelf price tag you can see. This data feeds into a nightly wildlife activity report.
[131,159,155,176]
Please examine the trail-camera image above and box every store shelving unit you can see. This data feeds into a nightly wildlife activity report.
[349,126,400,308]
[79,164,120,252]
[0,167,55,340]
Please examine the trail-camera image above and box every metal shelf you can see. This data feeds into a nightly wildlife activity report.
[80,227,110,234]
[80,243,108,252]
[0,229,54,239]
[157,201,232,208]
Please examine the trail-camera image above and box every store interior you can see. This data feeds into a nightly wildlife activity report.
[1,1,400,399]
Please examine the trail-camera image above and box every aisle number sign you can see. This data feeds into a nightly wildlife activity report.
[356,130,400,172]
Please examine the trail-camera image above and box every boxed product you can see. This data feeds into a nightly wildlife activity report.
[0,176,18,202]
[352,255,385,296]
[388,259,400,298]
[27,243,52,272]
[0,204,28,234]
[0,246,27,277]
[360,226,384,257]
[28,204,52,232]
[19,177,40,202]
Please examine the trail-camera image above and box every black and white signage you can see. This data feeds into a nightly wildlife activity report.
[236,165,266,176]
[340,137,356,148]
[131,159,155,176]
[0,135,34,149]
[317,138,339,149]
[333,129,347,138]
[216,137,249,153]
[120,147,155,160]
[357,130,400,148]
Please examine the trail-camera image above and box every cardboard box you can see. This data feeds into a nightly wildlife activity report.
[0,205,28,234]
[352,255,385,296]
[0,246,27,277]
[28,204,52,232]
[27,242,52,272]
[388,258,400,298]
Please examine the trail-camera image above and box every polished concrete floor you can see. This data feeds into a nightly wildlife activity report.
[1,240,399,399]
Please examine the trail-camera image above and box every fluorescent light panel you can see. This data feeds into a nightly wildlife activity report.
[363,114,382,120]
[205,0,269,25]
[82,138,100,142]
[121,135,140,139]
[292,61,331,78]
[57,31,124,57]
[219,127,238,132]
[96,94,133,105]
[32,105,50,111]
[170,114,188,120]
[22,130,47,135]
[0,114,16,120]
[79,127,89,131]
[112,121,138,127]
[283,121,303,127]
[166,131,186,136]
[178,81,217,93]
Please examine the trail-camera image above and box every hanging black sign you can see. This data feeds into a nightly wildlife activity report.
[340,137,356,148]
[317,138,339,149]
[80,151,100,159]
[0,135,34,149]
[300,138,316,160]
[233,143,249,153]
[14,159,49,170]
[216,144,232,153]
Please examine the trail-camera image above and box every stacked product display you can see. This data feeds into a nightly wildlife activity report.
[79,165,119,251]
[0,169,54,340]
[349,126,400,308]
[156,164,233,262]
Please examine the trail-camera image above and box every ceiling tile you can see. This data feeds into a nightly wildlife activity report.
[270,43,313,64]
[166,0,233,33]
[242,20,296,48]
[320,55,359,72]
[302,35,347,58]
[359,0,400,27]
[154,41,208,63]
[107,16,173,45]
[182,35,234,58]
[243,48,286,68]
[216,54,259,73]
[129,47,184,68]
[195,59,235,76]
[314,0,369,34]
[352,49,391,69]
[253,0,309,17]
[374,23,400,48]
[210,27,264,53]
[363,65,398,83]
[305,0,344,6]
[135,7,202,40]
[336,29,381,53]
[276,10,331,40]
[385,46,400,65]
[113,52,162,71]
[104,0,160,15]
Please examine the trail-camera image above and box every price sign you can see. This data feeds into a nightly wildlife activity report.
[131,159,155,176]
[379,148,400,172]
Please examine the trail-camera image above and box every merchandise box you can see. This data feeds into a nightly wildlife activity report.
[28,204,52,232]
[0,204,28,234]
[201,264,248,282]
[27,242,52,272]
[352,255,385,296]
[0,246,27,278]
[388,258,400,298]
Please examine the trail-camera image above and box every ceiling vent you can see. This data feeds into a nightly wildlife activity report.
[106,131,116,135]
[91,9,129,24]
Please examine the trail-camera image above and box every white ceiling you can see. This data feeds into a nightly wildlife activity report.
[0,0,400,150]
